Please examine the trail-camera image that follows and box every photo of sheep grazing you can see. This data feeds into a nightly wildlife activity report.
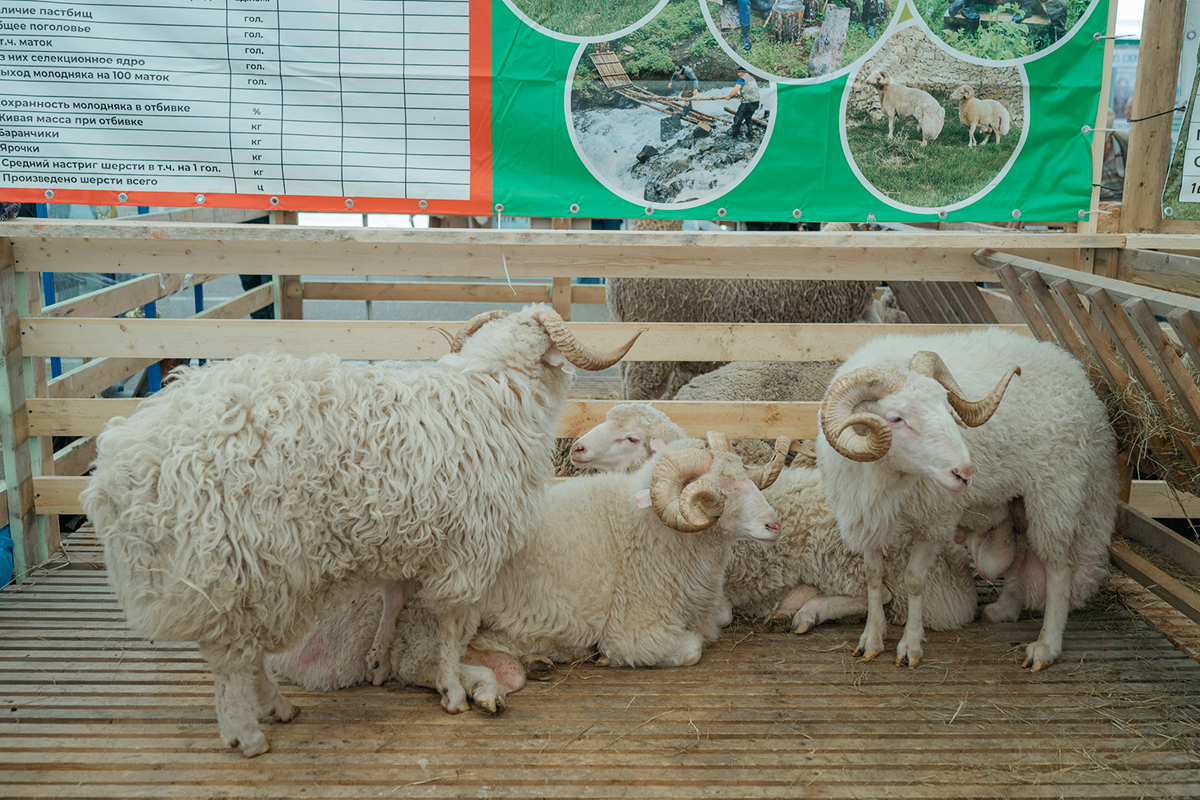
[80,305,642,757]
[816,330,1118,671]
[270,431,786,692]
[570,404,978,636]
[864,70,945,147]
[949,84,1011,147]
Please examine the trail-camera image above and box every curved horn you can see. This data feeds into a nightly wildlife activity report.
[746,436,791,489]
[706,431,730,452]
[649,448,724,533]
[909,351,1021,427]
[788,438,818,468]
[450,310,512,353]
[819,367,908,462]
[530,309,646,371]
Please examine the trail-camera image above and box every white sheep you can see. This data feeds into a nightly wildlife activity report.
[816,329,1117,671]
[571,404,978,635]
[948,84,1011,147]
[956,497,1110,623]
[80,305,642,757]
[864,70,945,147]
[270,432,786,690]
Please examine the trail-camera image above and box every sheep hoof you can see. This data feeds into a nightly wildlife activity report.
[269,703,298,723]
[235,731,270,758]
[594,655,612,667]
[1022,641,1058,672]
[853,645,882,661]
[792,619,814,635]
[763,612,793,633]
[522,655,556,681]
[472,692,507,716]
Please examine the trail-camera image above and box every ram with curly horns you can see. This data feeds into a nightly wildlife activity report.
[815,329,1118,672]
[80,305,642,757]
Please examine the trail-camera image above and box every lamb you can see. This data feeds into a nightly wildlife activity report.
[606,278,875,401]
[864,70,945,147]
[570,404,978,634]
[270,431,786,691]
[816,329,1118,671]
[948,84,1011,147]
[79,305,642,757]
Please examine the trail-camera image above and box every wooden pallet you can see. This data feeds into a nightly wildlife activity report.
[589,49,633,89]
[2,537,1199,798]
[887,281,999,324]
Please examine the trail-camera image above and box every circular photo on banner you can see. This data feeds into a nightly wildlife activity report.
[568,0,774,208]
[841,23,1028,211]
[502,0,669,41]
[920,0,1098,61]
[703,0,900,82]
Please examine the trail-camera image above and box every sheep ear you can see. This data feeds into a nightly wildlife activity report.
[649,438,667,453]
[542,345,576,375]
[635,489,653,509]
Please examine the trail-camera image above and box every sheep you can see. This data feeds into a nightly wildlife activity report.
[269,431,786,691]
[570,404,978,635]
[606,278,875,401]
[816,329,1117,671]
[956,497,1111,624]
[864,70,945,147]
[948,84,1011,147]
[79,305,643,757]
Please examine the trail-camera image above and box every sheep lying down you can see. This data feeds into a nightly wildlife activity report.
[270,433,785,694]
[570,403,978,635]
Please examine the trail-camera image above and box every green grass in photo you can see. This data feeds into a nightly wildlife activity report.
[846,94,1020,207]
[718,10,878,79]
[510,0,661,37]
[921,0,1087,59]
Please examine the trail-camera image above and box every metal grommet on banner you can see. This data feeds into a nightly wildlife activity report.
[644,207,654,215]
[344,198,354,209]
[269,196,280,206]
[717,208,727,217]
[1165,207,1175,217]
[867,212,876,223]
[1012,209,1021,219]
[1081,125,1092,135]
[570,203,580,214]
[418,200,428,209]
[792,209,801,219]
[44,190,54,200]
[117,193,128,203]
[494,203,504,214]
[938,211,947,219]
[1077,209,1087,219]
[196,194,206,204]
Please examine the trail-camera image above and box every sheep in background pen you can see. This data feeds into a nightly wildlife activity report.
[817,329,1117,671]
[948,84,1011,147]
[864,70,945,147]
[606,277,875,402]
[80,305,642,757]
[569,404,978,635]
[269,432,787,691]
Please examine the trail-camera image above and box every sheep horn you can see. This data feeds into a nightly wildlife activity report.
[909,351,1021,427]
[745,435,791,489]
[706,431,730,452]
[531,309,646,371]
[449,310,512,353]
[649,448,724,533]
[819,367,908,462]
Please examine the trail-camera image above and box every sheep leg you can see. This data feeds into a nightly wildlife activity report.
[432,604,482,715]
[253,653,296,723]
[364,581,409,686]
[1023,563,1071,671]
[896,539,937,668]
[201,645,270,758]
[793,585,892,634]
[887,115,895,140]
[981,569,1025,623]
[968,123,977,147]
[853,547,887,660]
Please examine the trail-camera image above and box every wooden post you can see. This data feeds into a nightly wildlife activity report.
[0,238,40,581]
[22,272,58,556]
[808,6,850,78]
[1084,0,1120,235]
[551,217,572,320]
[271,210,303,320]
[1120,0,1188,233]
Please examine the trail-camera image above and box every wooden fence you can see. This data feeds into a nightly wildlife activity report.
[2,220,1199,587]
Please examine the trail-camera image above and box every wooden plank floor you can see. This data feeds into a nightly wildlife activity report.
[2,541,1200,799]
